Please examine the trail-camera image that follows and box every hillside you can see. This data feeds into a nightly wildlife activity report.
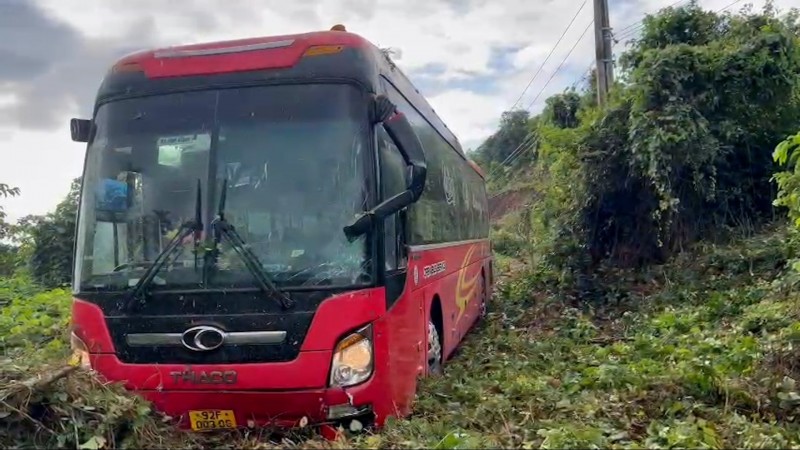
[2,225,800,448]
[478,3,800,271]
[1,1,800,449]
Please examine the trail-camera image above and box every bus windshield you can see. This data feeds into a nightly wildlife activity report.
[73,83,372,292]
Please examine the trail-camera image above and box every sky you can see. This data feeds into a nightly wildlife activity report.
[0,0,794,222]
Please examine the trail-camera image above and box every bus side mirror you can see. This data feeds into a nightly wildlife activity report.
[70,118,91,143]
[344,95,427,241]
[383,108,426,200]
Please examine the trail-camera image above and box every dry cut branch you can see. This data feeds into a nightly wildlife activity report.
[0,365,77,410]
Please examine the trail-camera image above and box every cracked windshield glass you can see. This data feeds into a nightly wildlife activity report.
[73,83,371,291]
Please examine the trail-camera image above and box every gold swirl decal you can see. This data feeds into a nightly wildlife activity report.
[455,245,481,320]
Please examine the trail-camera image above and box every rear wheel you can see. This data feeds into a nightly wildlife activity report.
[427,318,443,376]
[479,274,488,319]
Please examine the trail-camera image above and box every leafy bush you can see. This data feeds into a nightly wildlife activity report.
[2,3,800,449]
[1,212,800,449]
[0,279,71,358]
[774,131,800,220]
[0,183,20,242]
[484,2,800,275]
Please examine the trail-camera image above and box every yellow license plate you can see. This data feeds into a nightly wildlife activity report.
[188,410,237,431]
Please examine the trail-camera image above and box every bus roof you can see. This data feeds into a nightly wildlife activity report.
[105,26,483,179]
[374,51,485,179]
[374,49,466,155]
[110,30,372,78]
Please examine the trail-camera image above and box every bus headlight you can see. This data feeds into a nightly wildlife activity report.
[329,325,373,388]
[68,331,92,369]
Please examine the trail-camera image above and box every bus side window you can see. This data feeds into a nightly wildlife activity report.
[377,125,407,270]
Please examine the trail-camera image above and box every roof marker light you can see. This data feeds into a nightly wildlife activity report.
[154,39,296,59]
[331,24,347,31]
[303,45,344,57]
[111,61,143,73]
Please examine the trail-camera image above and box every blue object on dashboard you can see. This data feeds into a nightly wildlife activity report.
[95,179,128,212]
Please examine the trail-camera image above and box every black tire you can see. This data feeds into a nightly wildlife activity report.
[427,318,443,376]
[478,274,488,320]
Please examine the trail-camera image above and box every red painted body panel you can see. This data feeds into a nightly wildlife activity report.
[73,288,385,391]
[300,289,384,351]
[71,240,491,428]
[380,285,424,417]
[114,31,369,79]
[140,389,352,428]
[91,352,332,390]
[72,290,395,425]
[407,240,493,358]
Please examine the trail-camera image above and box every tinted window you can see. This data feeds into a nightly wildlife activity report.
[74,83,371,292]
[378,126,407,200]
[377,125,407,270]
[381,78,489,245]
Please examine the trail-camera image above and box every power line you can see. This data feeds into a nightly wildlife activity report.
[486,134,540,187]
[475,2,588,164]
[486,20,594,180]
[487,0,749,183]
[613,0,691,44]
[717,0,746,13]
[485,132,537,180]
[615,0,688,36]
[613,0,745,44]
[570,61,596,90]
[524,19,593,111]
[507,0,588,112]
[487,21,597,181]
[488,62,597,185]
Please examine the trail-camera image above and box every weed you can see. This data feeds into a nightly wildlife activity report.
[3,227,800,448]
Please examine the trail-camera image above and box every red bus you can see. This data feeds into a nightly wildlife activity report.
[67,25,493,433]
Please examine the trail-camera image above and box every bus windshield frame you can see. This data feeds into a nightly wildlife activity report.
[72,82,376,294]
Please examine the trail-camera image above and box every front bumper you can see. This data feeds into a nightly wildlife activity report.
[88,352,387,429]
[139,387,375,429]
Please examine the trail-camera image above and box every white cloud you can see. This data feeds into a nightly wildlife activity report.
[0,93,17,109]
[1,0,795,220]
[0,125,85,223]
[428,89,507,148]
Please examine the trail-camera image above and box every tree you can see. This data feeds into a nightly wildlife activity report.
[542,92,582,129]
[485,1,800,274]
[24,178,81,288]
[578,1,800,266]
[0,183,20,241]
[0,182,22,276]
[473,109,532,167]
[773,130,800,231]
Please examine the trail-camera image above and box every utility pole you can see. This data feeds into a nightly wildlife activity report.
[593,0,614,106]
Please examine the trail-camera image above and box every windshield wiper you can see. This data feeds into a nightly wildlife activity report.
[204,178,295,310]
[124,179,203,312]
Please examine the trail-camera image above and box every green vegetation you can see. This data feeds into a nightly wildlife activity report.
[2,1,800,448]
[477,0,800,274]
[371,227,800,449]
[3,226,800,448]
